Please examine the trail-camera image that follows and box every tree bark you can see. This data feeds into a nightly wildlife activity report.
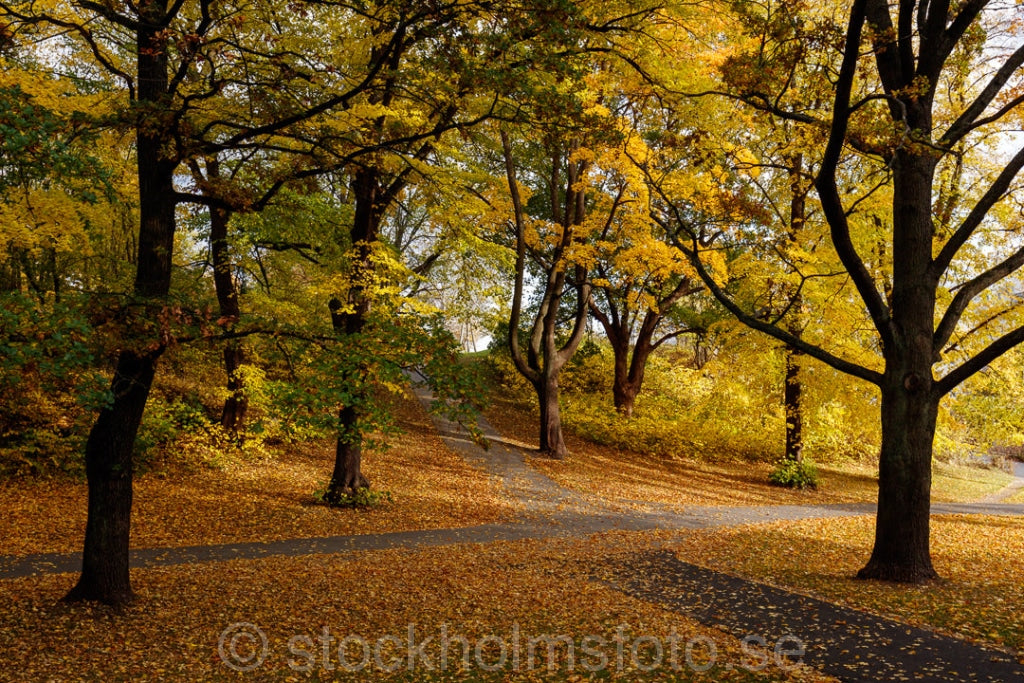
[611,336,637,417]
[64,352,157,605]
[783,347,803,462]
[326,405,370,502]
[65,3,176,604]
[611,333,653,418]
[536,373,568,458]
[857,371,939,582]
[325,167,378,502]
[858,138,941,582]
[783,155,806,463]
[208,197,247,435]
[502,133,591,458]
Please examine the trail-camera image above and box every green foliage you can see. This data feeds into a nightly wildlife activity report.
[313,482,393,508]
[0,293,109,476]
[133,388,269,473]
[0,85,108,200]
[768,458,820,490]
[249,311,487,449]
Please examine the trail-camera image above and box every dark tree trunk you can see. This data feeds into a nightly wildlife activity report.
[857,372,939,582]
[65,5,176,604]
[325,167,379,503]
[221,342,247,434]
[0,254,19,291]
[592,276,694,419]
[611,334,653,418]
[859,138,941,582]
[208,198,247,435]
[783,347,803,462]
[64,352,157,605]
[783,155,806,463]
[326,405,370,502]
[611,342,637,418]
[502,133,591,460]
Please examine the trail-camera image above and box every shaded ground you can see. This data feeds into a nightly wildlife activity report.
[605,550,1024,682]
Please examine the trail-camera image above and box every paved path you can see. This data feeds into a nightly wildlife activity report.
[979,460,1024,503]
[608,550,1024,682]
[3,382,1023,582]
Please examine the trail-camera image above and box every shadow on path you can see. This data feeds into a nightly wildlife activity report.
[607,550,1024,682]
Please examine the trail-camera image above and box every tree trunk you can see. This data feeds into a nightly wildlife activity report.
[324,167,378,503]
[64,5,176,605]
[611,336,636,417]
[64,352,156,605]
[612,377,637,418]
[783,346,803,462]
[326,405,370,503]
[220,342,247,434]
[0,254,19,291]
[536,374,568,458]
[859,141,940,583]
[784,156,806,463]
[209,200,247,435]
[857,372,939,582]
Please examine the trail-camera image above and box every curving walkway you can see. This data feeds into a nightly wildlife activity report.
[3,383,1023,581]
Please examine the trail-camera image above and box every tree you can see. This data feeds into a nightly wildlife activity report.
[501,130,595,458]
[656,0,1024,581]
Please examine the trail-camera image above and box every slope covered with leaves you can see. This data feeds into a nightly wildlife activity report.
[1,391,514,557]
[484,392,1012,510]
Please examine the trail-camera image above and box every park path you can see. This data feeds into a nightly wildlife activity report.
[3,380,1022,580]
[978,459,1024,503]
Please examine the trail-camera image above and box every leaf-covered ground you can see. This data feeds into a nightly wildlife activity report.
[0,534,837,682]
[670,515,1024,654]
[4,386,1020,682]
[484,396,1014,509]
[0,392,516,557]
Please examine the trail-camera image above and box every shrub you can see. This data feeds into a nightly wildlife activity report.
[768,458,820,489]
[313,483,393,509]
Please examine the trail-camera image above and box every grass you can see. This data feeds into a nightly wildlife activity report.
[484,394,1013,509]
[0,390,516,557]
[670,515,1024,654]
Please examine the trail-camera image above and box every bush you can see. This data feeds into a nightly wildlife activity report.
[313,484,393,509]
[768,458,820,489]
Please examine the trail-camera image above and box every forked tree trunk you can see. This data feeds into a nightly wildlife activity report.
[65,8,176,603]
[612,344,652,418]
[857,371,939,582]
